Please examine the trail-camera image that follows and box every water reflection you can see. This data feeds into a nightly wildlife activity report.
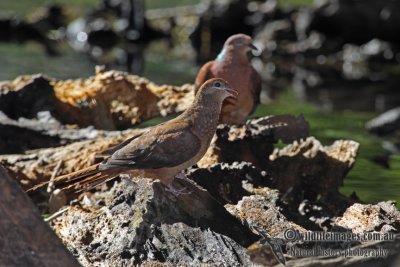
[0,5,62,56]
[66,0,171,75]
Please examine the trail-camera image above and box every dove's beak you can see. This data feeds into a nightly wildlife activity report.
[226,88,238,99]
[248,43,258,51]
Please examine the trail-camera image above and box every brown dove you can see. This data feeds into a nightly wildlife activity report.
[195,33,261,124]
[28,78,237,194]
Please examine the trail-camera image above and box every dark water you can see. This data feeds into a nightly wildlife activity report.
[0,1,399,206]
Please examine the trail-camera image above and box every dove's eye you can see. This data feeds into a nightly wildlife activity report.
[234,39,242,45]
[214,81,222,88]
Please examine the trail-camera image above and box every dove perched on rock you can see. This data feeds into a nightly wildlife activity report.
[28,78,237,195]
[195,34,262,125]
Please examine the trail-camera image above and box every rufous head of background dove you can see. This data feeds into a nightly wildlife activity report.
[219,33,258,60]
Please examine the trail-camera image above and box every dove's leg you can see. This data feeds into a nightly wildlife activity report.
[164,172,193,196]
[175,171,195,183]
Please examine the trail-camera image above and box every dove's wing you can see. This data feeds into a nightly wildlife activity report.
[101,121,201,170]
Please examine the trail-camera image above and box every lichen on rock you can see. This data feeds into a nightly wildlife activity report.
[335,201,400,235]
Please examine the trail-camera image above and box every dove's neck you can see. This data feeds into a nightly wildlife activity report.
[216,47,249,66]
[183,93,223,138]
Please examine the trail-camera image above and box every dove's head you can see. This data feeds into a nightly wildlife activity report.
[223,34,258,55]
[199,78,238,102]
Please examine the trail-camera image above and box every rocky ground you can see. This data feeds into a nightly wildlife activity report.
[1,69,399,266]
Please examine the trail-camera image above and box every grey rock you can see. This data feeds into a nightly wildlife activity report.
[51,178,258,266]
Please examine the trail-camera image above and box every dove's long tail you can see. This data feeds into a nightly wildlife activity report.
[27,163,120,193]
